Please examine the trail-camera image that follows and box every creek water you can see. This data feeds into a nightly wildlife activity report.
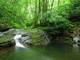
[0,43,80,60]
[14,34,25,48]
[0,29,80,60]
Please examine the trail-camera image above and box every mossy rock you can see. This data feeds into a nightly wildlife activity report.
[0,35,15,47]
[24,29,50,45]
[0,24,10,31]
[0,29,15,48]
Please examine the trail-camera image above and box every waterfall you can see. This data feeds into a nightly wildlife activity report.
[73,37,79,52]
[14,35,25,48]
[73,37,79,43]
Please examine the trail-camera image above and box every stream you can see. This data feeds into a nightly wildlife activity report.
[0,29,80,60]
[0,43,80,60]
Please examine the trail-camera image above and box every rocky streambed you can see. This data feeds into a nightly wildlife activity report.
[0,28,50,49]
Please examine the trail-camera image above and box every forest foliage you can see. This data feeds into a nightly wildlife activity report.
[0,0,80,36]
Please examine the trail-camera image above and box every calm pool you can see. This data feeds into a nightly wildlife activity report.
[0,44,80,60]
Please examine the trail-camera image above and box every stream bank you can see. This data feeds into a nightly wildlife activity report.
[0,22,80,49]
[0,28,50,48]
[41,22,80,44]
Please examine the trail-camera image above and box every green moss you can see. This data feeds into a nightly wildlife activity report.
[24,29,49,45]
[0,36,11,43]
[0,30,15,47]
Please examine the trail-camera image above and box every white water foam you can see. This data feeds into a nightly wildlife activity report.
[14,35,25,48]
[73,37,79,43]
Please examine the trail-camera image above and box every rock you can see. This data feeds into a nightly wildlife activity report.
[0,28,50,48]
[0,28,9,32]
[0,29,15,48]
[14,29,50,46]
[0,24,10,32]
[25,29,50,45]
[22,34,28,37]
[18,34,31,45]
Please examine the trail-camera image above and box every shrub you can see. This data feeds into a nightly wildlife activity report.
[69,0,80,21]
[40,12,73,40]
[41,12,70,32]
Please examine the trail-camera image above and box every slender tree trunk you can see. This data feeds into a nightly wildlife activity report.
[58,0,60,7]
[34,0,49,26]
[50,0,54,12]
[34,0,38,26]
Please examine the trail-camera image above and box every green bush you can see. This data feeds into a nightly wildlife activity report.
[41,12,70,31]
[58,3,71,19]
[69,0,80,21]
[40,12,73,40]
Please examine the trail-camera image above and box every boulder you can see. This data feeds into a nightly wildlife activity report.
[0,29,15,48]
[0,24,10,32]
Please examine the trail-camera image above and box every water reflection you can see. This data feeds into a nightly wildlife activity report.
[73,44,79,48]
[0,44,80,60]
[73,43,79,54]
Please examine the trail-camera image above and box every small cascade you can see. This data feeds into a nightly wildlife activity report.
[14,35,25,48]
[73,37,79,52]
[73,37,79,43]
[0,29,14,36]
[73,27,80,44]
